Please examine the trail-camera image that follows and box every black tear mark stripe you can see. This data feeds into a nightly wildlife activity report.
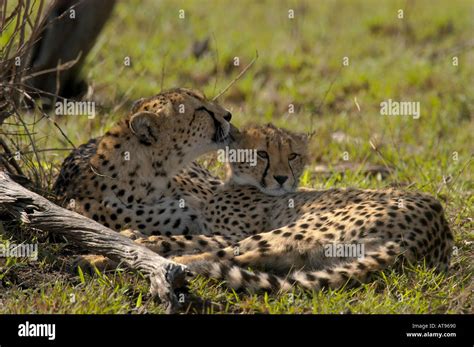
[260,137,270,188]
[288,160,296,186]
[288,140,296,186]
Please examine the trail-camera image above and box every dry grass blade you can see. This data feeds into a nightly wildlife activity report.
[309,65,342,133]
[212,50,259,101]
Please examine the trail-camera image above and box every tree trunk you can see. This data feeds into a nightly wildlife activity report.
[26,0,116,101]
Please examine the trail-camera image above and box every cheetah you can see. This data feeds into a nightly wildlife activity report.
[148,127,453,293]
[134,123,310,254]
[53,88,234,237]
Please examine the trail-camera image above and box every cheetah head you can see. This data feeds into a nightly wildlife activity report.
[227,123,309,196]
[127,88,233,172]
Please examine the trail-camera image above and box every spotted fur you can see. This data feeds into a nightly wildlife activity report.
[175,189,452,292]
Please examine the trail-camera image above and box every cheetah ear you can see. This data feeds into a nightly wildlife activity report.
[307,130,316,140]
[290,131,311,145]
[129,111,160,146]
[298,131,314,144]
[131,98,145,113]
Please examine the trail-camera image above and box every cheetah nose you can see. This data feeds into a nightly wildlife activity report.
[274,175,288,185]
[223,111,232,122]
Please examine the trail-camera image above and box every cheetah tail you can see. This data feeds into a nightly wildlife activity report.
[187,242,403,292]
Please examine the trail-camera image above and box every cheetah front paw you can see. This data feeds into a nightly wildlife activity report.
[73,254,118,273]
[172,253,211,265]
[134,236,177,256]
[119,228,147,240]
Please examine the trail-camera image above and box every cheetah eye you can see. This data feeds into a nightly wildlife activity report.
[257,150,269,159]
[288,153,299,160]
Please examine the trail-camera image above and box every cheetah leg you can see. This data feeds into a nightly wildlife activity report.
[72,231,244,272]
[71,229,147,272]
[186,241,404,292]
[132,234,240,257]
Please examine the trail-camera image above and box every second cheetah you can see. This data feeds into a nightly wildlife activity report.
[165,126,454,292]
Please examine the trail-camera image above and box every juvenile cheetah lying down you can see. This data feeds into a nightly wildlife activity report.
[135,123,453,292]
[54,88,453,293]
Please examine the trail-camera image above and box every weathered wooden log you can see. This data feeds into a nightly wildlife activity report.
[0,171,187,313]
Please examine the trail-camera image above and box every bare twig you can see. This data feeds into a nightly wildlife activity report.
[0,137,24,176]
[4,148,74,156]
[160,51,169,92]
[212,50,259,101]
[12,107,43,185]
[211,32,219,97]
[21,89,76,149]
[22,52,82,81]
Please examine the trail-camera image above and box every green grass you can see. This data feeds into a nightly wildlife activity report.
[1,0,473,314]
